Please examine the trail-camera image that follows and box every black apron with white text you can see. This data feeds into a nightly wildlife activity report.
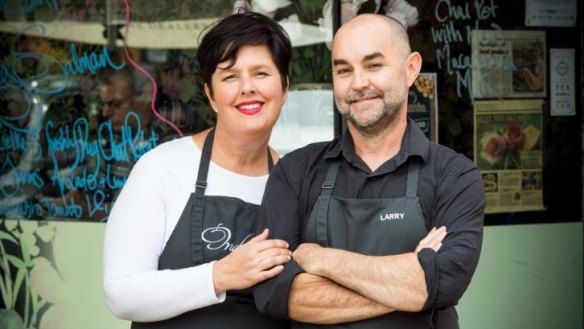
[132,129,289,329]
[294,160,457,329]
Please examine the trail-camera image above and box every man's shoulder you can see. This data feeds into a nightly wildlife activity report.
[280,137,340,165]
[426,142,479,174]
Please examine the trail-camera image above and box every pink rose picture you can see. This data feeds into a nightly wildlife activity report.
[479,121,538,170]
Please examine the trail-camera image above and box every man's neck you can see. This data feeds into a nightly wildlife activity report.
[349,116,408,172]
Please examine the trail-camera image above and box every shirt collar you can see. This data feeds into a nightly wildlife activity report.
[324,118,430,169]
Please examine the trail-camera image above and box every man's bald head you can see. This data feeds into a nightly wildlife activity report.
[333,14,412,59]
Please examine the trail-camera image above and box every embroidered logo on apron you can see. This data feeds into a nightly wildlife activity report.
[201,223,254,252]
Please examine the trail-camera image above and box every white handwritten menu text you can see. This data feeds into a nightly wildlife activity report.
[430,0,500,99]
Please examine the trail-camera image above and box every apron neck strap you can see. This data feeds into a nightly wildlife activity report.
[195,129,215,194]
[319,159,419,198]
[196,128,275,194]
[321,160,341,195]
[405,160,420,198]
[267,148,274,171]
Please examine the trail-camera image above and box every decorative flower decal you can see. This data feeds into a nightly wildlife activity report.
[0,220,57,329]
[384,0,419,28]
[479,122,540,169]
[233,0,292,17]
[319,0,419,30]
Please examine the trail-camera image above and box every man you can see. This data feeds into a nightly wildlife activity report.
[98,64,203,144]
[253,14,485,328]
[97,65,160,139]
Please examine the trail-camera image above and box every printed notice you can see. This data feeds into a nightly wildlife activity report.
[474,99,544,214]
[526,0,577,27]
[471,30,546,99]
[408,73,438,142]
[550,48,575,116]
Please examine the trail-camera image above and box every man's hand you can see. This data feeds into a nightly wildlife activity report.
[292,243,324,274]
[415,226,447,253]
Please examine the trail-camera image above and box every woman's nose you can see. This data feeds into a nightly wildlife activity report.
[240,77,256,95]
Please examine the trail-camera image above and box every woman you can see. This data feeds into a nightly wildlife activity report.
[103,12,292,328]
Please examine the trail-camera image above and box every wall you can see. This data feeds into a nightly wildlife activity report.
[458,222,583,329]
[4,220,579,329]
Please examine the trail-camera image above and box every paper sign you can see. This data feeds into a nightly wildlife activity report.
[550,49,575,116]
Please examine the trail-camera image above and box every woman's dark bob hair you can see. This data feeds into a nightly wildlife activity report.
[197,11,292,97]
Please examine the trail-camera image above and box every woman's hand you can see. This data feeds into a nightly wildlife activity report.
[212,228,291,295]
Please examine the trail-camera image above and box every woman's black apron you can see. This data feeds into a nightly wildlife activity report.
[132,129,289,329]
[294,160,458,329]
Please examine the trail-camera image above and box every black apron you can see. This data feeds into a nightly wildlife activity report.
[132,129,289,329]
[294,160,458,329]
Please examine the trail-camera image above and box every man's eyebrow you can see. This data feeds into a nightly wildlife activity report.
[333,52,385,66]
[363,52,384,62]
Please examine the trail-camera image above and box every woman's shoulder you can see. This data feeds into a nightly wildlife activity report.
[145,136,198,159]
[134,136,199,171]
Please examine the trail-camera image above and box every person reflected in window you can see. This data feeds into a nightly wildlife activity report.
[97,65,150,133]
[103,12,292,329]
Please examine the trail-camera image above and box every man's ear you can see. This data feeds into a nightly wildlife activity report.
[406,52,423,87]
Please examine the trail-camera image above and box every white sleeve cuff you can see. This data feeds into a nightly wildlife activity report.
[208,261,226,302]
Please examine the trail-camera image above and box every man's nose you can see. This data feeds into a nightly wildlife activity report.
[351,70,370,91]
[102,104,114,118]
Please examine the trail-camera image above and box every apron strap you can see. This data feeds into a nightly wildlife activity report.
[191,129,273,263]
[192,129,215,264]
[267,148,274,172]
[405,161,420,198]
[195,129,215,195]
[316,160,341,247]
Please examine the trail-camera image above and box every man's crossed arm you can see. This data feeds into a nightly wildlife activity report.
[288,227,447,324]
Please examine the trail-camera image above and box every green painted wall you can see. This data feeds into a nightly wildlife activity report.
[2,221,582,329]
[458,222,583,329]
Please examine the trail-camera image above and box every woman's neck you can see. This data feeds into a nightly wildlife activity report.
[194,127,272,176]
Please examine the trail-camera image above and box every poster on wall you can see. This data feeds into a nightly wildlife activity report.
[550,48,576,116]
[408,73,438,142]
[474,99,544,214]
[471,30,546,99]
[525,0,577,27]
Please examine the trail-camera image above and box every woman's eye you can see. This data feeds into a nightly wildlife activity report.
[255,71,269,77]
[223,75,237,81]
[336,68,350,75]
